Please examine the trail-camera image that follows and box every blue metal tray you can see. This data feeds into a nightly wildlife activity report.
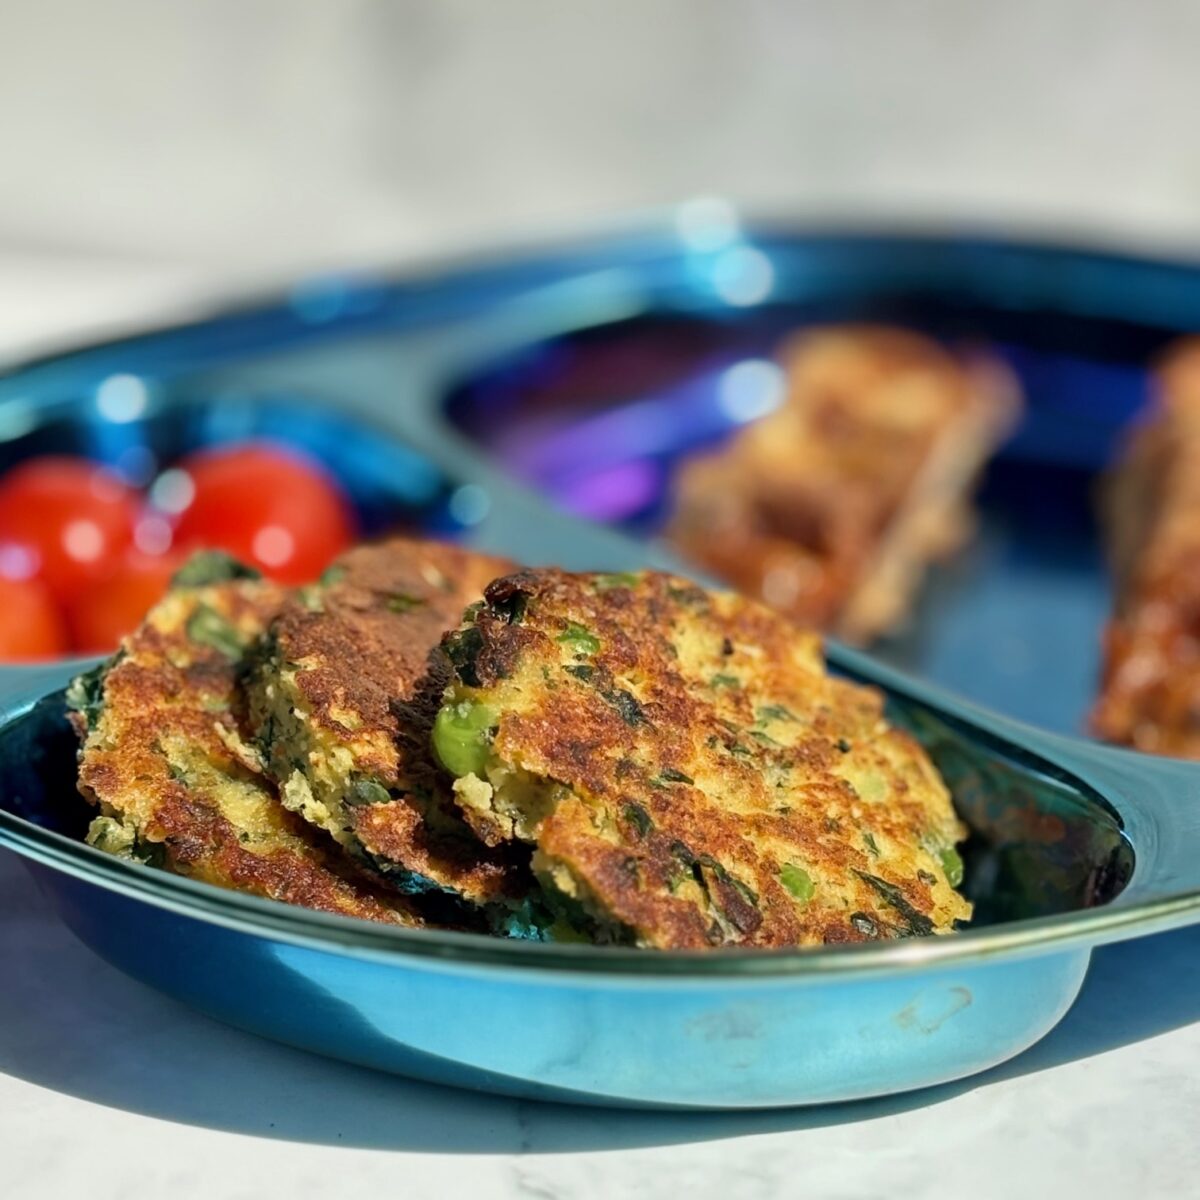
[3,218,1200,1109]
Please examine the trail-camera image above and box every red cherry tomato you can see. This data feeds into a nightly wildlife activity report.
[168,444,356,584]
[0,575,68,661]
[0,456,138,603]
[65,548,184,654]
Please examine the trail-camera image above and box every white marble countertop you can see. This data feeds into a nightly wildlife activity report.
[1,253,1199,1200]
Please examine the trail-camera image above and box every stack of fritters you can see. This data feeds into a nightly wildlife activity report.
[70,553,423,926]
[1093,341,1200,755]
[435,568,971,948]
[73,542,973,948]
[71,540,529,932]
[669,326,1019,642]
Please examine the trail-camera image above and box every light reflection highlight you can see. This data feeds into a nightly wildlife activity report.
[717,359,786,423]
[449,483,490,526]
[96,374,149,424]
[711,246,775,306]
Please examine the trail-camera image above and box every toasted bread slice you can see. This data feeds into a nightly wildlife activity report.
[669,326,1019,642]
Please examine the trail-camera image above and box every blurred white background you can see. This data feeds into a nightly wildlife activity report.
[3,0,1200,350]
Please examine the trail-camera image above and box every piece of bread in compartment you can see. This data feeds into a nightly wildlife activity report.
[1093,340,1200,755]
[667,326,1021,643]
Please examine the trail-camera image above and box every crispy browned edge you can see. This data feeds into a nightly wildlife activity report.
[667,325,1020,642]
[73,579,421,924]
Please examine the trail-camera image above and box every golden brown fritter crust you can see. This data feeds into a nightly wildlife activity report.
[437,568,972,949]
[250,537,525,904]
[1093,340,1200,755]
[72,573,421,925]
[668,326,1018,642]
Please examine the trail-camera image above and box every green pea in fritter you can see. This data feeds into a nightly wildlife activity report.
[434,568,973,949]
[246,537,532,914]
[70,553,422,927]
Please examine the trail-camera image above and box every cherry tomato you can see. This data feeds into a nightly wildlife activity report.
[65,548,185,654]
[0,576,68,661]
[167,444,356,584]
[0,456,138,603]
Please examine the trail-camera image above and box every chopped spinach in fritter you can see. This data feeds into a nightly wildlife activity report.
[245,537,529,918]
[172,551,260,588]
[435,568,972,949]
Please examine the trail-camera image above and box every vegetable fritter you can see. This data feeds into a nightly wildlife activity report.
[70,553,421,926]
[247,538,527,908]
[435,569,972,949]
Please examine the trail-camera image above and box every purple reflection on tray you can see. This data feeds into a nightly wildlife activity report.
[554,459,664,522]
[493,354,788,522]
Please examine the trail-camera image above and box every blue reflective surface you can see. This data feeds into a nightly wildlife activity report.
[31,859,1089,1108]
[3,222,1200,1107]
